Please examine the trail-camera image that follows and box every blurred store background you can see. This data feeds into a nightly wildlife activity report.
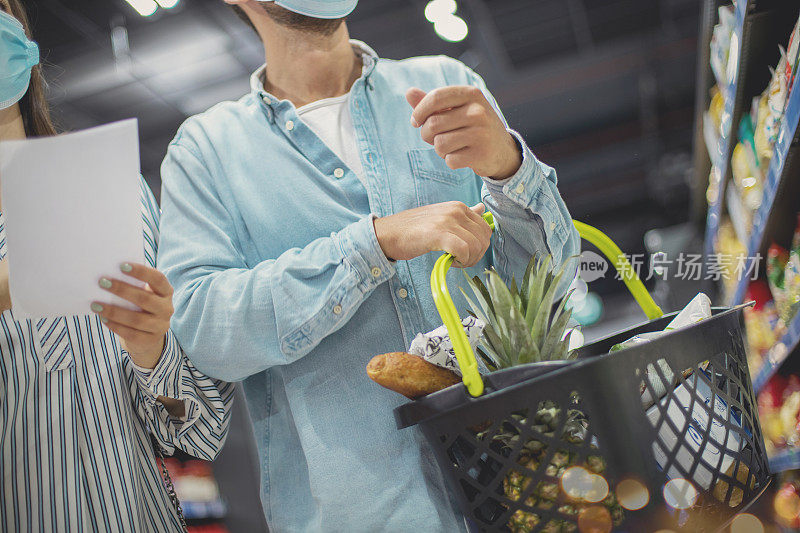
[22,0,800,531]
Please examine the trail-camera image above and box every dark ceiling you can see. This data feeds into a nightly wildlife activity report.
[24,0,702,262]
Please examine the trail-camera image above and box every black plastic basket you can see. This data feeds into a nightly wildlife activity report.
[394,221,770,532]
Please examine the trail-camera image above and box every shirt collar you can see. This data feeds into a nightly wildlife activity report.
[250,39,379,108]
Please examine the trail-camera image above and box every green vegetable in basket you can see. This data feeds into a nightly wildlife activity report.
[462,256,623,532]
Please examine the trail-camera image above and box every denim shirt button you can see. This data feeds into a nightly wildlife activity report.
[371,267,382,278]
[285,120,295,131]
[334,168,345,179]
[333,304,343,315]
[515,183,525,194]
[549,222,556,231]
[397,288,408,299]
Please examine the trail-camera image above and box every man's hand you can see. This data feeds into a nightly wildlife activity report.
[407,86,522,180]
[91,263,174,369]
[373,201,492,267]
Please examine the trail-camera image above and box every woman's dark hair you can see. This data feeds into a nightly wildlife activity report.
[6,0,57,137]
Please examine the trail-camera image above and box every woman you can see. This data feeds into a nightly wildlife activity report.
[0,1,234,531]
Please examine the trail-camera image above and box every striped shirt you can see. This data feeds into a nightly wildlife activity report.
[0,177,235,532]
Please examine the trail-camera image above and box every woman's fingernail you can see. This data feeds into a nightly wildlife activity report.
[410,116,419,128]
[100,317,109,324]
[120,263,133,273]
[90,303,103,313]
[98,278,112,289]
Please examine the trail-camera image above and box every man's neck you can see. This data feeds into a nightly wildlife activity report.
[0,105,26,143]
[259,23,362,108]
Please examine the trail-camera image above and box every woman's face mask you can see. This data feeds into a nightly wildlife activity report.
[0,10,39,110]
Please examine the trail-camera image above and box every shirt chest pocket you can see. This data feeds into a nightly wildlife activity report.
[408,148,479,207]
[33,317,74,372]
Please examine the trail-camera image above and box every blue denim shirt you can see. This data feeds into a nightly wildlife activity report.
[158,41,579,533]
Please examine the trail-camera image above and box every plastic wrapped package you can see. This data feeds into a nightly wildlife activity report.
[709,85,725,132]
[744,280,780,373]
[783,215,800,322]
[710,5,735,85]
[759,374,800,453]
[717,219,747,296]
[753,90,772,163]
[610,293,711,355]
[785,15,800,94]
[735,115,764,214]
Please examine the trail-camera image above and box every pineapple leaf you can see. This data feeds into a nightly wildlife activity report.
[482,325,510,368]
[540,293,573,361]
[519,337,541,365]
[464,272,495,316]
[483,326,511,368]
[485,270,514,334]
[556,337,575,361]
[530,265,566,356]
[519,254,536,308]
[524,255,550,331]
[508,276,523,313]
[507,303,534,366]
[476,346,498,371]
[460,289,492,328]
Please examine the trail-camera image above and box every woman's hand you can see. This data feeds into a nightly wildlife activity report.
[91,263,174,369]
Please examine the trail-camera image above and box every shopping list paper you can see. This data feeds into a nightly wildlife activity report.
[0,119,144,319]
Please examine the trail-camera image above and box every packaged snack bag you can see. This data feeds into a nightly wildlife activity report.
[782,215,800,322]
[768,243,790,316]
[767,50,789,142]
[785,16,800,93]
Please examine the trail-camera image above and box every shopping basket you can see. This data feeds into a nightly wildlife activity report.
[394,218,770,532]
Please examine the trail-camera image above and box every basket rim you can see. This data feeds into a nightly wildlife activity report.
[394,305,751,429]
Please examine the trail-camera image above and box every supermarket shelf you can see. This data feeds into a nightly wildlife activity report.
[703,2,748,259]
[769,447,800,473]
[730,81,800,305]
[752,311,800,394]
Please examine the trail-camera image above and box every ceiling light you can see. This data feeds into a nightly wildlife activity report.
[123,0,158,17]
[155,0,180,8]
[424,0,456,23]
[434,14,468,43]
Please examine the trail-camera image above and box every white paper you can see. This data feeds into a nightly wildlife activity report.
[0,120,144,319]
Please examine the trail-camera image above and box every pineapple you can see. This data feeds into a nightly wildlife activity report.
[461,255,575,370]
[462,255,624,532]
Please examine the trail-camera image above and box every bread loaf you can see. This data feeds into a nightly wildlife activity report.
[367,352,460,399]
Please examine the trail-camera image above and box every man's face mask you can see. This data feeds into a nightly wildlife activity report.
[256,0,357,19]
[0,10,39,110]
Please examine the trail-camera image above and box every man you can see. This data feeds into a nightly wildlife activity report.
[157,0,580,530]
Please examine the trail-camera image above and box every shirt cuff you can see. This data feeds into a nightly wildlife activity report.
[130,332,184,407]
[482,129,545,209]
[336,214,396,293]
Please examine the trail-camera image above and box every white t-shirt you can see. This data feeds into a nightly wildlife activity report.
[297,94,366,187]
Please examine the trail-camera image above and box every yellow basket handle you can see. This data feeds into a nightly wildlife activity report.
[430,215,664,397]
